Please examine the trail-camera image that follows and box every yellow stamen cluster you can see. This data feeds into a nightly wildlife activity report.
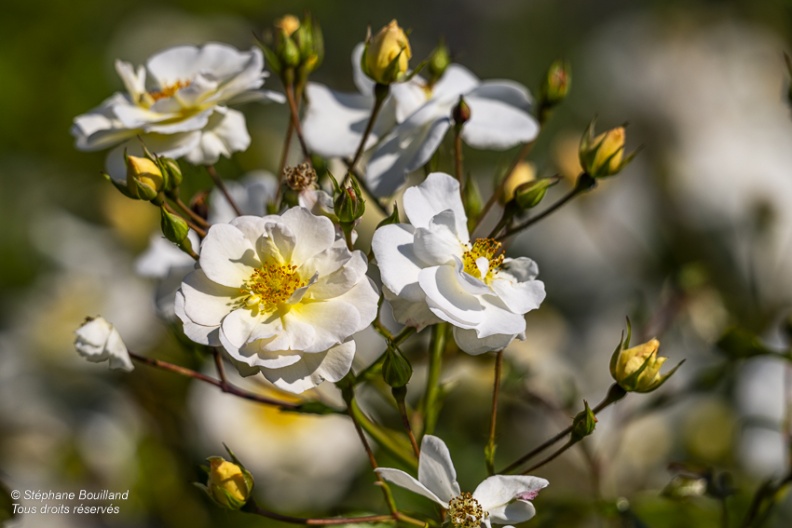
[148,80,192,102]
[448,492,487,528]
[462,238,504,283]
[241,262,305,313]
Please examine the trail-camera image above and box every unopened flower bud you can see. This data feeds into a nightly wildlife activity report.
[159,157,183,191]
[203,456,253,510]
[571,400,597,441]
[382,346,413,388]
[160,207,190,249]
[427,40,451,84]
[452,96,471,128]
[579,120,636,178]
[334,177,366,224]
[276,14,300,37]
[540,59,571,109]
[514,177,559,210]
[125,154,163,200]
[363,20,411,85]
[501,162,536,204]
[283,162,317,191]
[610,328,683,393]
[294,13,324,76]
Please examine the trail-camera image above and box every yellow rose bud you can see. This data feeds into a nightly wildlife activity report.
[579,121,636,178]
[501,162,536,204]
[610,336,681,393]
[206,457,253,510]
[276,14,300,37]
[364,20,411,85]
[125,154,163,201]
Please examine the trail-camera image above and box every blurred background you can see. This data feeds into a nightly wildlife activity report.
[2,0,792,526]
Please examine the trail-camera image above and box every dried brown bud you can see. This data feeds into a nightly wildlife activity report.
[283,162,318,191]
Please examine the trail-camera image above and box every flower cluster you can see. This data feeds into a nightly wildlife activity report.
[70,14,665,528]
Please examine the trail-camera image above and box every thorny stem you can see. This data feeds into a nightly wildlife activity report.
[500,383,626,474]
[243,499,395,525]
[496,172,596,242]
[423,323,448,436]
[485,349,505,475]
[127,351,299,409]
[206,165,242,217]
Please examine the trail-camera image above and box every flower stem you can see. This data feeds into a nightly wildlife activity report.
[244,498,396,525]
[348,397,417,470]
[454,126,464,188]
[394,387,421,458]
[283,79,312,162]
[422,323,448,436]
[485,349,505,475]
[500,383,626,474]
[350,83,390,171]
[127,351,299,409]
[171,195,210,229]
[521,438,577,474]
[496,172,596,242]
[206,165,242,217]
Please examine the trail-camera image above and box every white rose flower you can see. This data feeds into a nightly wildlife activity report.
[372,172,545,354]
[175,207,379,393]
[71,43,284,182]
[302,44,539,197]
[74,316,134,372]
[377,435,548,527]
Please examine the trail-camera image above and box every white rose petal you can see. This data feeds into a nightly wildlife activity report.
[74,316,134,372]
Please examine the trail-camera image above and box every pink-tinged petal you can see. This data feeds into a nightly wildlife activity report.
[463,94,538,150]
[413,211,466,266]
[403,173,469,239]
[419,265,484,328]
[175,290,220,345]
[280,207,336,264]
[183,108,251,165]
[473,475,548,517]
[432,64,480,101]
[199,223,259,288]
[375,468,448,508]
[179,269,239,327]
[366,114,451,198]
[372,223,420,288]
[418,435,461,503]
[452,327,514,355]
